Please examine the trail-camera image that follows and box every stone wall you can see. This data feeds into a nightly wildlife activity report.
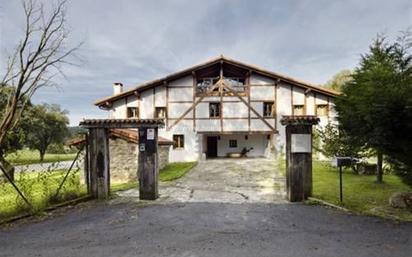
[158,145,170,170]
[109,137,138,183]
[109,138,170,183]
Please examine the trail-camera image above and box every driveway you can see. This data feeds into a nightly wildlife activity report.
[1,202,411,257]
[119,158,287,203]
[1,158,411,257]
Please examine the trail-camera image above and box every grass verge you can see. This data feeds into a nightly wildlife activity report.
[312,161,412,221]
[0,170,86,223]
[159,162,197,182]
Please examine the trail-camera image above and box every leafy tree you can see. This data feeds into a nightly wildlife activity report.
[0,87,32,181]
[314,123,362,159]
[23,104,70,161]
[335,33,412,183]
[324,69,353,91]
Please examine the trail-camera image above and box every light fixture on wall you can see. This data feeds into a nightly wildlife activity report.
[267,135,271,140]
[217,136,221,140]
[245,135,248,140]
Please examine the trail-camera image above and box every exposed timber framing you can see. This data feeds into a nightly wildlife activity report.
[291,85,294,115]
[247,72,251,132]
[167,82,221,130]
[152,87,156,118]
[327,96,330,121]
[274,78,279,130]
[304,89,307,115]
[197,131,274,135]
[165,81,169,129]
[222,83,277,132]
[192,72,196,132]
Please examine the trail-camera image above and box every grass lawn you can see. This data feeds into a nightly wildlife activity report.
[6,149,76,165]
[111,181,138,192]
[159,162,197,182]
[312,161,412,221]
[0,170,86,223]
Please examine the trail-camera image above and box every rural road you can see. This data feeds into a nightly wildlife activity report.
[14,160,75,173]
[0,201,411,257]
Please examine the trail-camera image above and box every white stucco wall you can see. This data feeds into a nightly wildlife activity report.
[154,86,166,106]
[223,119,249,131]
[216,134,269,157]
[103,72,337,162]
[223,102,248,117]
[139,89,154,119]
[292,87,305,105]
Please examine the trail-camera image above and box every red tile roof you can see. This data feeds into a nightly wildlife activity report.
[79,118,164,127]
[67,129,173,147]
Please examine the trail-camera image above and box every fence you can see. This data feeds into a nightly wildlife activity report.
[0,146,88,222]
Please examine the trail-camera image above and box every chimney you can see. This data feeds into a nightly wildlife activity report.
[113,82,123,95]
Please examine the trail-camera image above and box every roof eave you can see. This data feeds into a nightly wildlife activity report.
[95,55,341,106]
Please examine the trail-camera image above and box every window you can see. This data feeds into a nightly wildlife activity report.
[263,102,275,117]
[127,107,139,118]
[173,135,184,149]
[229,139,237,148]
[209,102,221,118]
[155,107,167,119]
[293,105,305,115]
[316,104,329,116]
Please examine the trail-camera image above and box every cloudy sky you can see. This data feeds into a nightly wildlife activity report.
[1,0,411,125]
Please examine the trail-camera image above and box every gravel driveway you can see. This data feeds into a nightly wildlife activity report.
[119,158,287,203]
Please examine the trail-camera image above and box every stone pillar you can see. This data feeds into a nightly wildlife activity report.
[88,128,110,199]
[138,127,159,200]
[281,116,319,202]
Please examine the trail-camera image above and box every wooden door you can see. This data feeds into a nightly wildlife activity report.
[206,136,218,158]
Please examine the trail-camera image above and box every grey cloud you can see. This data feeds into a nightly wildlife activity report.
[1,0,411,125]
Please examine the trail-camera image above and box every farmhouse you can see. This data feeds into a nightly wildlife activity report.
[95,56,339,162]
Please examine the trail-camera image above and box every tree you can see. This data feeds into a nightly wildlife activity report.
[0,0,80,180]
[23,104,69,161]
[0,87,32,181]
[324,69,353,91]
[314,123,362,159]
[335,32,412,183]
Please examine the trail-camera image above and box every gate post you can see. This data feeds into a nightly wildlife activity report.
[281,116,319,202]
[138,127,159,200]
[88,128,110,199]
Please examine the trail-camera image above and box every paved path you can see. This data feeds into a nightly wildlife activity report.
[119,158,286,203]
[1,158,411,257]
[0,202,411,257]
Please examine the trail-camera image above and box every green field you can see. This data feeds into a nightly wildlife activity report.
[0,170,86,222]
[312,161,412,221]
[159,162,197,182]
[0,169,141,223]
[6,149,76,165]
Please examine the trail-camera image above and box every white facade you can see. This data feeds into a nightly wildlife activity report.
[97,58,338,162]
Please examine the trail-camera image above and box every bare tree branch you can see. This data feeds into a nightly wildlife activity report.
[0,0,80,147]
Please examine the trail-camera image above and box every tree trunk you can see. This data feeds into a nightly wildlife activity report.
[0,153,15,183]
[376,152,383,183]
[39,149,45,162]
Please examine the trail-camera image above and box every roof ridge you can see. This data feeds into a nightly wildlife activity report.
[95,55,340,106]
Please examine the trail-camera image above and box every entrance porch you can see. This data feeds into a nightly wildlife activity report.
[201,132,275,158]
